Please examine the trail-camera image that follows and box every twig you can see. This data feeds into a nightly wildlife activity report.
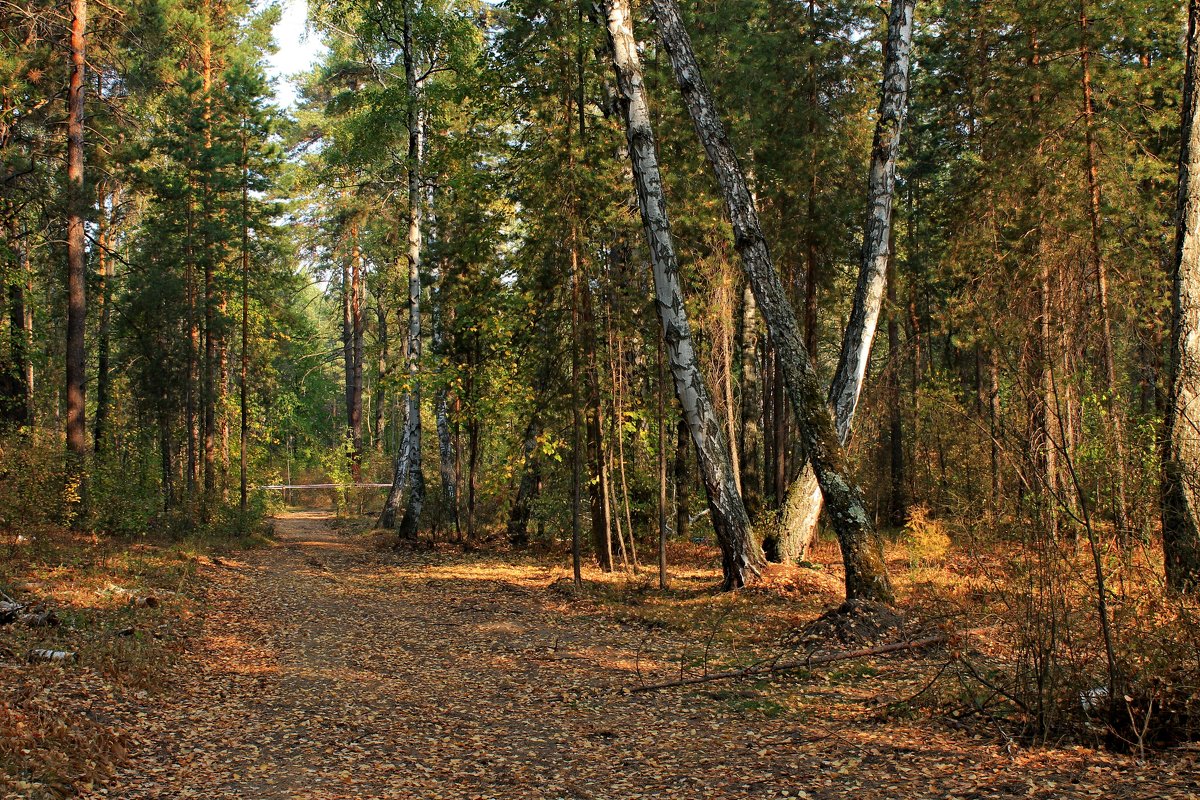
[632,634,950,693]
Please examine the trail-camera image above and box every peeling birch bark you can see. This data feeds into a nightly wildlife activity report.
[651,0,894,601]
[602,0,763,590]
[1163,0,1200,593]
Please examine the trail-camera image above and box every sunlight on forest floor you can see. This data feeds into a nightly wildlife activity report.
[2,513,1199,799]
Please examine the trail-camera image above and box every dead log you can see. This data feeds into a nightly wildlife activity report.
[28,649,78,664]
[631,634,949,693]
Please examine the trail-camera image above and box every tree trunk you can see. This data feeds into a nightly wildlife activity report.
[185,182,199,496]
[1163,0,1200,593]
[4,214,31,430]
[603,0,764,590]
[886,241,908,526]
[201,11,216,510]
[508,416,541,547]
[382,6,426,535]
[240,134,250,515]
[658,336,670,589]
[674,415,690,543]
[65,0,88,481]
[94,187,116,452]
[345,223,365,477]
[651,0,892,601]
[738,282,762,517]
[583,278,613,571]
[774,0,917,559]
[375,303,388,452]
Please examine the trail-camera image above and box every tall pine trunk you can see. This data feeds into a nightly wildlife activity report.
[651,0,892,602]
[1163,0,1200,593]
[65,0,88,517]
[603,0,764,590]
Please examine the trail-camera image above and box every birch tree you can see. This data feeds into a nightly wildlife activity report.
[1163,0,1200,593]
[602,0,764,590]
[381,2,427,536]
[774,0,917,560]
[650,0,894,602]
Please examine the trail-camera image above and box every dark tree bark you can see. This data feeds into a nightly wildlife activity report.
[1163,0,1200,593]
[603,0,764,590]
[651,0,893,601]
[94,187,116,452]
[3,213,31,430]
[375,303,388,452]
[240,134,250,515]
[344,224,365,477]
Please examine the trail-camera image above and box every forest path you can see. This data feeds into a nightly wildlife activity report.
[101,511,1195,799]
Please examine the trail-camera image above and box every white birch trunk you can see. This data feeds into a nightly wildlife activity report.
[1163,0,1200,593]
[777,0,916,561]
[651,0,894,602]
[603,0,763,589]
[382,4,426,535]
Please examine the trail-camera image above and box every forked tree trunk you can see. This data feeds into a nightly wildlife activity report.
[65,0,88,479]
[773,0,917,561]
[1163,0,1200,593]
[651,0,892,601]
[603,0,764,590]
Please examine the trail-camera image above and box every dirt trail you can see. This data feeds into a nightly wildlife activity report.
[101,512,1198,799]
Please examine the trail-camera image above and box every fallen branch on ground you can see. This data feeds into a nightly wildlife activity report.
[631,634,950,693]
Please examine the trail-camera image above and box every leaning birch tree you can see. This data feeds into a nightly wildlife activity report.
[602,0,764,590]
[774,0,917,560]
[1163,0,1200,594]
[650,0,893,602]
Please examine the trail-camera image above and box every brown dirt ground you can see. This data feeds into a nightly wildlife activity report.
[90,512,1200,799]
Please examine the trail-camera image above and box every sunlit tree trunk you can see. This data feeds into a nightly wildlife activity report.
[65,0,88,519]
[1163,0,1200,593]
[382,4,426,535]
[652,0,892,601]
[739,280,762,517]
[775,0,917,560]
[603,0,764,590]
